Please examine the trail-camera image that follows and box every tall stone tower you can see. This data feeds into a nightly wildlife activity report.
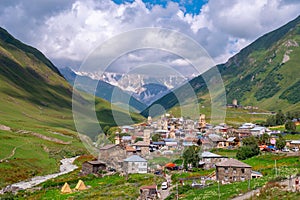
[147,116,152,125]
[143,129,151,143]
[232,99,238,106]
[199,114,206,131]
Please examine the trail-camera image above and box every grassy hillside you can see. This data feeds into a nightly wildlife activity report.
[142,15,300,119]
[0,27,144,188]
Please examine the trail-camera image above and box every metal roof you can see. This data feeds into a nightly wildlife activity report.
[124,155,147,162]
[201,151,224,158]
[216,158,251,168]
[86,160,106,165]
[122,125,134,130]
[250,126,266,131]
[227,137,236,142]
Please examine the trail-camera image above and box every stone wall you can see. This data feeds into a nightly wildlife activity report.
[98,145,126,171]
[216,166,251,183]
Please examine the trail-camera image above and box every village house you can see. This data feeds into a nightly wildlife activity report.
[286,140,300,148]
[251,171,263,179]
[164,138,178,149]
[213,124,228,136]
[81,160,106,175]
[154,129,169,138]
[250,126,268,137]
[125,145,137,155]
[208,134,226,148]
[133,141,150,156]
[199,151,228,170]
[226,137,240,148]
[139,185,158,200]
[123,155,148,174]
[121,125,135,133]
[98,144,126,171]
[200,138,214,151]
[216,158,252,183]
[239,123,256,130]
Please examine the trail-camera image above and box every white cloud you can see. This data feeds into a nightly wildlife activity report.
[170,58,190,66]
[0,0,300,72]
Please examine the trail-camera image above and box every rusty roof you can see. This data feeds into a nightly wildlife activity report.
[216,158,251,168]
[140,185,157,190]
[86,160,106,165]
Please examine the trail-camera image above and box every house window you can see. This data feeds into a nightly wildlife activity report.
[233,176,236,181]
[241,168,245,174]
[241,176,245,181]
[224,176,228,181]
[233,168,236,173]
[225,167,228,173]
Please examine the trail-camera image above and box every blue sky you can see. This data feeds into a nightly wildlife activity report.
[0,0,299,74]
[112,0,208,14]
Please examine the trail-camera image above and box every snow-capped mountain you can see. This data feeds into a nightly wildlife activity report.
[74,71,194,105]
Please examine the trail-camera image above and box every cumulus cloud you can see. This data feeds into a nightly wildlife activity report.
[0,0,299,73]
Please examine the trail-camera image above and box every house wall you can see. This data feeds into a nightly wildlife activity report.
[98,146,126,170]
[82,162,93,175]
[216,166,251,183]
[202,157,228,170]
[124,161,148,174]
[81,163,106,175]
[216,142,225,148]
[140,146,150,156]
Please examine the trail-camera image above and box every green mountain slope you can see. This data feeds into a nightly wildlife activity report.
[0,27,143,188]
[142,15,300,118]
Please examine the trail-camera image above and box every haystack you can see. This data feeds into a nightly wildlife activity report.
[61,182,72,194]
[75,180,87,191]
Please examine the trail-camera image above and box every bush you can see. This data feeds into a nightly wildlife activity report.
[237,137,260,160]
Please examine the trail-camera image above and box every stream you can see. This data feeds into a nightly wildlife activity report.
[0,156,79,194]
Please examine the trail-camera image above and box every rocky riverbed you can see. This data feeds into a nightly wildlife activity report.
[0,156,78,194]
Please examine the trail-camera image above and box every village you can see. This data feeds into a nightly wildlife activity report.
[75,112,300,199]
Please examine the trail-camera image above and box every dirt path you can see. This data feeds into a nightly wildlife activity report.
[231,188,261,200]
[0,147,17,163]
[0,143,26,163]
[17,130,71,144]
[0,156,79,194]
[158,174,173,200]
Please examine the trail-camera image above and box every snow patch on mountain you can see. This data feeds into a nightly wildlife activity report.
[73,71,196,105]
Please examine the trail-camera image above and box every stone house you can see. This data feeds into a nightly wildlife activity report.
[208,134,226,148]
[81,160,106,175]
[286,140,300,148]
[123,155,148,174]
[98,144,126,171]
[226,137,240,148]
[133,141,150,156]
[139,185,158,200]
[125,145,137,156]
[199,151,228,170]
[216,158,252,183]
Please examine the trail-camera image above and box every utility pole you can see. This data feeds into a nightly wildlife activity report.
[248,178,250,191]
[275,160,278,176]
[289,175,292,190]
[176,183,178,200]
[218,180,220,200]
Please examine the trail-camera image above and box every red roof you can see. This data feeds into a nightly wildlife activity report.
[165,163,176,168]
